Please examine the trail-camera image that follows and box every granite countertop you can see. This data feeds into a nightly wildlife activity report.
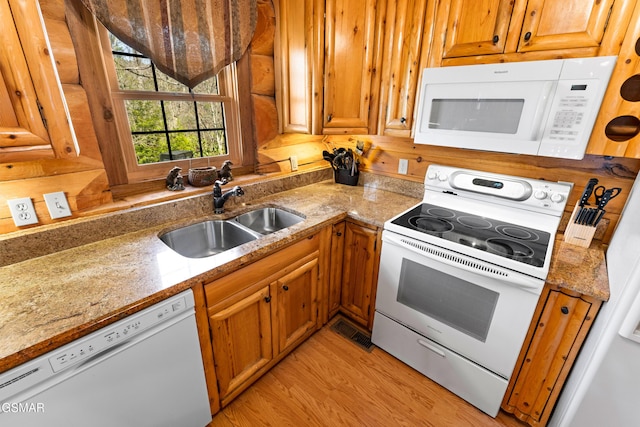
[0,177,421,373]
[0,173,611,374]
[546,239,610,301]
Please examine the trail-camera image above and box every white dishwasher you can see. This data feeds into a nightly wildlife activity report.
[0,289,212,427]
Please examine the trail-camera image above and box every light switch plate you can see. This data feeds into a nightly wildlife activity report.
[7,197,39,226]
[43,191,72,219]
[398,159,409,175]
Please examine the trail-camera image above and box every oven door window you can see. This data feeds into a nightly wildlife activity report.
[397,258,499,342]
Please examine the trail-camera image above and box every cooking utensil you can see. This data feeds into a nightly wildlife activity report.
[593,187,619,226]
[574,178,598,224]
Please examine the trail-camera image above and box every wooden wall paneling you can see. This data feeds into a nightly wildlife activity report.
[43,16,79,84]
[39,0,65,21]
[64,0,128,186]
[0,169,110,232]
[256,133,327,174]
[251,55,276,97]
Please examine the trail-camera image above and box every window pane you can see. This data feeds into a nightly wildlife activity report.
[163,101,197,130]
[125,100,165,132]
[133,133,168,164]
[114,55,155,91]
[168,132,199,157]
[197,102,225,129]
[201,130,228,156]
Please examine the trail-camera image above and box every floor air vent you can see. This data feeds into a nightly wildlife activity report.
[330,318,374,352]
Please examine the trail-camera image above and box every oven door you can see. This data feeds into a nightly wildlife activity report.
[374,230,543,378]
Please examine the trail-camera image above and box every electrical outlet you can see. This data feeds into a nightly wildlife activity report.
[44,191,72,219]
[290,156,299,171]
[7,197,39,226]
[398,159,409,175]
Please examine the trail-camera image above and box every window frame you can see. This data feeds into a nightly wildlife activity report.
[96,24,244,184]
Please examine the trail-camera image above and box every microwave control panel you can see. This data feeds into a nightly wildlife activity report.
[539,79,601,158]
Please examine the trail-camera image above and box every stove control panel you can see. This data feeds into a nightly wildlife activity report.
[425,165,573,215]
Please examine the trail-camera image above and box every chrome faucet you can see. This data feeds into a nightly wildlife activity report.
[213,180,244,214]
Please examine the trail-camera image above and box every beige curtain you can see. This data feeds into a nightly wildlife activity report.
[79,0,257,88]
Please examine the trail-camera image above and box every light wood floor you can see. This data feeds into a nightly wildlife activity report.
[211,317,528,427]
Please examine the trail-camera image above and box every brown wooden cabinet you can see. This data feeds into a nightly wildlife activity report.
[502,283,603,427]
[275,0,384,135]
[204,230,327,407]
[377,0,436,138]
[339,220,381,330]
[0,0,77,163]
[431,0,633,67]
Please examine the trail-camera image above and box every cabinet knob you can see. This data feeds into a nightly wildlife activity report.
[264,296,271,303]
[492,35,499,44]
[283,285,289,291]
[336,232,342,237]
[561,306,569,315]
[327,114,333,123]
[524,32,532,42]
[400,117,407,124]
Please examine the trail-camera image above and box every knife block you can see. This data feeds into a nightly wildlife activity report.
[563,203,596,248]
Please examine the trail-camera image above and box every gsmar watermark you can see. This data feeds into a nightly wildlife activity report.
[1,402,45,413]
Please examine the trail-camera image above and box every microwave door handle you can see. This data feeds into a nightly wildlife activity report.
[384,233,542,292]
[531,81,557,140]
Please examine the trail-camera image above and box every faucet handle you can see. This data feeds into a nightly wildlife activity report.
[233,186,244,196]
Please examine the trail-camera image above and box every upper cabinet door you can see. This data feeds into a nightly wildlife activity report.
[378,0,434,137]
[323,0,382,134]
[442,0,516,58]
[275,0,324,135]
[516,0,615,53]
[0,0,77,163]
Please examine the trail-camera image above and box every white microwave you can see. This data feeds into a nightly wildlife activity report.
[413,56,616,159]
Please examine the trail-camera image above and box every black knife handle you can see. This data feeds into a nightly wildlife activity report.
[580,178,599,206]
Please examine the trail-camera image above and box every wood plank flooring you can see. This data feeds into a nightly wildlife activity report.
[211,317,527,427]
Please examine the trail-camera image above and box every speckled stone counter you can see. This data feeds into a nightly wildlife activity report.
[546,239,610,301]
[0,176,421,373]
[0,171,611,374]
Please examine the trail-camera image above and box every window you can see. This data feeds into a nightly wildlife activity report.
[100,30,243,183]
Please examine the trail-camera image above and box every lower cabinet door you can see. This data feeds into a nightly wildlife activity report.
[209,286,273,401]
[274,257,319,354]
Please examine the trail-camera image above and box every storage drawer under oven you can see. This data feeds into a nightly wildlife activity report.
[372,311,507,417]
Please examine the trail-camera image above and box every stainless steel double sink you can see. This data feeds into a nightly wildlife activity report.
[159,207,304,258]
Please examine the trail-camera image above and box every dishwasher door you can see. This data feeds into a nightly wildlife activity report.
[0,290,212,427]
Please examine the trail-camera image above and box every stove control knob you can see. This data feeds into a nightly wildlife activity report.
[427,171,438,180]
[437,173,448,182]
[550,193,565,203]
[534,190,548,200]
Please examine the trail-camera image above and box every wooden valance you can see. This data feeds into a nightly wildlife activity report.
[78,0,257,88]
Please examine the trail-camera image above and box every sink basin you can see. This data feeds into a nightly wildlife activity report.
[233,207,304,235]
[159,220,260,258]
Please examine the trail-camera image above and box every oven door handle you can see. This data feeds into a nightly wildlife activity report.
[417,339,446,358]
[383,233,543,292]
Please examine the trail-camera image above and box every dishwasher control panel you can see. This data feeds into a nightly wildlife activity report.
[48,294,190,372]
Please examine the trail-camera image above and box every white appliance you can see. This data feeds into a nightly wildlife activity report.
[372,164,572,417]
[414,56,616,159]
[0,289,212,427]
[549,174,640,427]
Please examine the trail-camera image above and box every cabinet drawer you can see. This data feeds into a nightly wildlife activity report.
[372,312,508,417]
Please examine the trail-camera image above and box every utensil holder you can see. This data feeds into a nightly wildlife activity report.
[334,168,359,186]
[188,166,217,187]
[563,203,596,248]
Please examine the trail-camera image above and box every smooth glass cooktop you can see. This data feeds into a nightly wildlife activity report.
[391,203,551,267]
